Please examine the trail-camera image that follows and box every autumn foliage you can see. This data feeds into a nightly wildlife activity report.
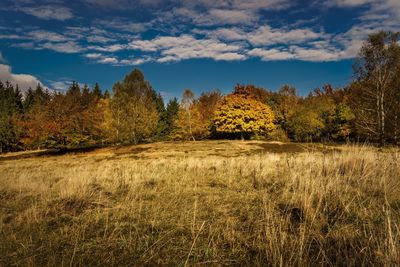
[1,31,400,151]
[213,94,275,139]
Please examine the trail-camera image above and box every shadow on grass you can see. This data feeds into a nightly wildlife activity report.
[0,145,104,162]
[255,143,306,153]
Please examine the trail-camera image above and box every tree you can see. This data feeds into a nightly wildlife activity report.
[196,90,223,127]
[288,106,324,142]
[171,90,211,140]
[180,89,196,140]
[151,91,168,138]
[233,84,271,103]
[351,31,400,146]
[92,82,102,99]
[110,69,158,144]
[267,85,299,135]
[171,105,206,140]
[0,81,23,151]
[165,97,179,136]
[212,94,275,139]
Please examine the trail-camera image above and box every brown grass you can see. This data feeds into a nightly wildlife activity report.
[0,141,399,266]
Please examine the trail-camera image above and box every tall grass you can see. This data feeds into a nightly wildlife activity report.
[0,142,399,266]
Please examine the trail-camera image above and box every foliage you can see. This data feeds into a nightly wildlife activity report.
[213,94,275,139]
[164,97,179,136]
[0,81,23,151]
[351,31,400,145]
[110,69,159,144]
[1,31,400,152]
[170,106,207,140]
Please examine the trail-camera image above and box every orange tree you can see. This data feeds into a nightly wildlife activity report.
[212,94,275,139]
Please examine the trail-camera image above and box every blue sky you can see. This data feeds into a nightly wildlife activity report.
[0,0,399,99]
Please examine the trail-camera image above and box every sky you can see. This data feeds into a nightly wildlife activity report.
[0,0,399,99]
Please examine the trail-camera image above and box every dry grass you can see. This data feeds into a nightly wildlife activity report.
[0,141,399,266]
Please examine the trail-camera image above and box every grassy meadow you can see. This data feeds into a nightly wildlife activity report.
[0,141,399,266]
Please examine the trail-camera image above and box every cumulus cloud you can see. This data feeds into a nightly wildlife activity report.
[247,44,347,62]
[51,81,70,92]
[18,5,73,21]
[196,28,246,41]
[4,0,398,66]
[94,18,150,33]
[171,7,257,26]
[328,0,400,20]
[208,9,256,25]
[129,34,245,62]
[248,48,294,60]
[248,26,322,46]
[41,41,84,53]
[27,30,71,42]
[0,64,45,93]
[84,53,150,66]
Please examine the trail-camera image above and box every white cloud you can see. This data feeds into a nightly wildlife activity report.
[18,5,73,21]
[41,41,84,53]
[0,64,45,93]
[328,0,400,20]
[248,48,294,60]
[182,0,291,11]
[327,0,371,7]
[86,35,113,43]
[83,52,151,66]
[208,9,256,25]
[213,52,247,60]
[85,0,163,9]
[94,18,150,32]
[248,45,343,62]
[129,34,245,62]
[51,81,70,92]
[28,30,71,42]
[98,57,119,64]
[89,44,126,52]
[85,53,103,59]
[119,57,152,65]
[248,25,321,46]
[197,28,246,41]
[291,46,341,61]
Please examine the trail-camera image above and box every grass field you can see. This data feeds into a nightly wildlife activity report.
[0,141,399,266]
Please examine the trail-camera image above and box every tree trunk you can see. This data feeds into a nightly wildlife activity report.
[379,87,385,147]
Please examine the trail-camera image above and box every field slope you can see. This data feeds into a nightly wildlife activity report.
[0,141,399,266]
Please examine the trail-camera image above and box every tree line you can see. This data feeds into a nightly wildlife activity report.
[0,31,399,152]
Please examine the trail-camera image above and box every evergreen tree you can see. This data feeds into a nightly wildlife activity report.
[165,97,179,135]
[103,90,110,99]
[92,82,102,99]
[23,88,35,112]
[151,91,168,137]
[0,81,23,151]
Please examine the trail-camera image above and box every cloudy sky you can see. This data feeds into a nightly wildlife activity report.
[0,0,399,98]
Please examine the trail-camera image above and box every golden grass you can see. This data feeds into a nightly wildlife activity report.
[0,141,399,266]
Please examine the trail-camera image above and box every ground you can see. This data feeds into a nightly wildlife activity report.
[0,141,399,266]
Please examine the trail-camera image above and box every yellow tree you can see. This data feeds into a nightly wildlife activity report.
[96,98,116,143]
[213,94,275,139]
[171,105,207,140]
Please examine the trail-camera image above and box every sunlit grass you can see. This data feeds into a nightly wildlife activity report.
[0,141,399,266]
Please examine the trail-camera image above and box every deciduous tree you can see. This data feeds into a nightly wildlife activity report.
[213,94,275,139]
